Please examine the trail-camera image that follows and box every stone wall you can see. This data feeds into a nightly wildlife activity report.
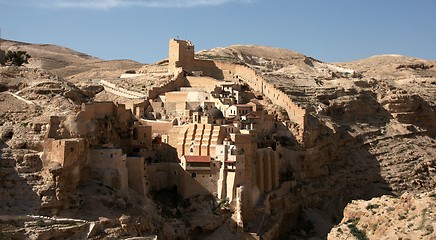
[42,138,87,208]
[147,71,187,99]
[147,162,211,198]
[43,138,86,168]
[170,123,226,158]
[140,119,174,135]
[133,125,152,149]
[79,102,117,121]
[126,156,148,197]
[186,76,223,91]
[234,185,255,229]
[212,61,307,133]
[164,92,189,116]
[74,102,134,153]
[99,80,146,99]
[147,162,180,191]
[87,148,129,193]
[255,148,280,194]
[192,59,226,80]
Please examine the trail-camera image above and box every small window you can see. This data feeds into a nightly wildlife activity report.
[110,154,113,158]
[70,148,74,153]
[191,173,197,178]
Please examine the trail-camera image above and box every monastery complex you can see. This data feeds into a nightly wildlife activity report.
[42,39,309,238]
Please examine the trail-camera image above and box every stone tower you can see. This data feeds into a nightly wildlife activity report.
[168,39,195,74]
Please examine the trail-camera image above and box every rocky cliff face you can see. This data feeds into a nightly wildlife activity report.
[328,192,436,239]
[1,40,435,239]
[199,46,436,238]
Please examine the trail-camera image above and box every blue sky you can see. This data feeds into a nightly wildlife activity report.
[1,0,435,63]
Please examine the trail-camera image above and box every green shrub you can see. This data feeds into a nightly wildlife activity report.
[346,218,368,240]
[5,51,31,66]
[366,204,380,211]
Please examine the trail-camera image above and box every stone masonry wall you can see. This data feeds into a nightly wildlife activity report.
[147,71,187,99]
[212,61,307,131]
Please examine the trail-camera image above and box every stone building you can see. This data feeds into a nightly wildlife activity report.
[167,38,307,141]
[227,104,253,120]
[169,123,226,158]
[42,102,154,205]
[180,155,220,196]
[126,156,148,197]
[87,148,129,193]
[216,137,247,201]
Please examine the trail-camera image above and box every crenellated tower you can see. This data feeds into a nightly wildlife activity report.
[168,39,195,74]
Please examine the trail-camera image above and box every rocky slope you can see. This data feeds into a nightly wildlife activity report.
[199,45,435,192]
[199,45,436,238]
[0,41,224,239]
[0,39,435,239]
[328,192,436,239]
[1,39,143,80]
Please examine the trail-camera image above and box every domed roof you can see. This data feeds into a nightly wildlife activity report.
[208,107,224,119]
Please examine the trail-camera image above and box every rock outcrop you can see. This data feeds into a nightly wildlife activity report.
[328,192,436,240]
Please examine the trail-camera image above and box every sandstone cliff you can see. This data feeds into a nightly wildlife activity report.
[0,39,435,239]
[328,192,436,239]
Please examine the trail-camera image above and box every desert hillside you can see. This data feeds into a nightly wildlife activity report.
[1,39,143,79]
[0,39,435,239]
[328,192,436,240]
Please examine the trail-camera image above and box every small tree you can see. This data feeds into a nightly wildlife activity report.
[5,51,31,66]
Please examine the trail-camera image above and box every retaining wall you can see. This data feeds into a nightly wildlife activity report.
[195,60,307,130]
[147,71,187,99]
[99,80,146,99]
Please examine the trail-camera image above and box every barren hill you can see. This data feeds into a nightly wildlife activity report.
[1,39,143,80]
